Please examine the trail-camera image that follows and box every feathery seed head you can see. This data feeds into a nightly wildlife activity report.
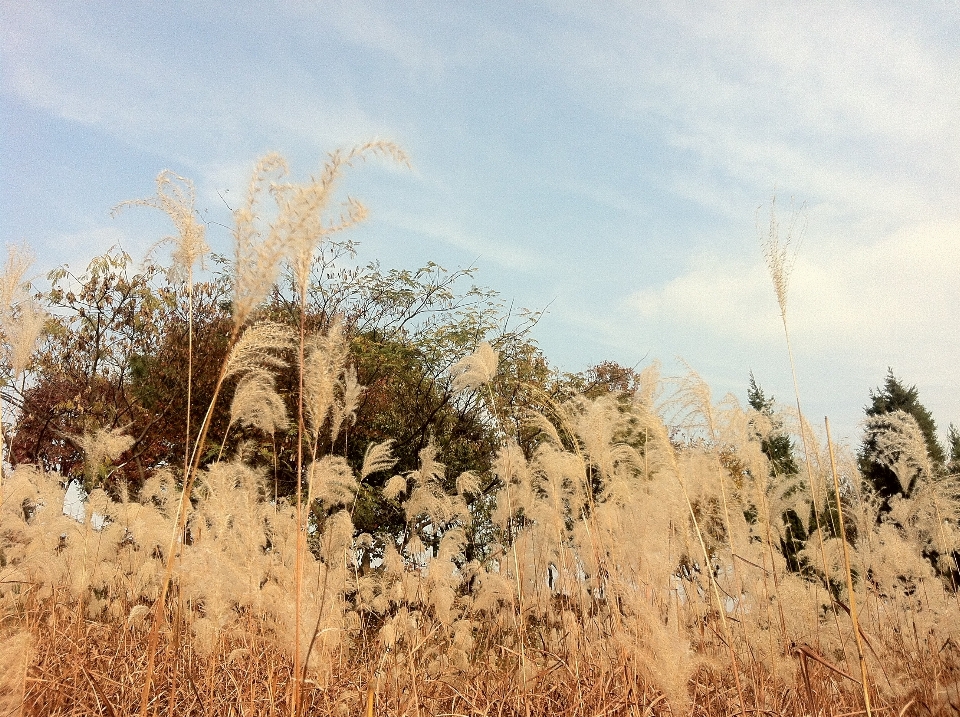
[450,341,499,393]
[231,154,289,328]
[862,410,932,494]
[759,195,805,320]
[304,320,353,443]
[383,474,407,502]
[0,246,45,379]
[77,427,135,485]
[229,369,289,435]
[308,456,358,508]
[276,141,407,292]
[361,440,397,480]
[455,471,480,496]
[0,244,33,314]
[5,297,46,378]
[115,170,210,283]
[223,321,294,380]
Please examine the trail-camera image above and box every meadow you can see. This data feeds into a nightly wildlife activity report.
[1,148,958,716]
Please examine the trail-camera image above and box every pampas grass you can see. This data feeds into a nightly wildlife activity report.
[1,172,958,717]
[5,378,960,714]
[0,244,44,491]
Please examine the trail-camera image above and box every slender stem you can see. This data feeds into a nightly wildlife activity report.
[825,416,873,717]
[782,314,849,659]
[139,326,238,717]
[292,285,307,715]
[485,382,528,705]
[216,421,233,463]
[657,420,746,713]
[184,277,193,486]
[676,468,747,712]
[0,381,5,496]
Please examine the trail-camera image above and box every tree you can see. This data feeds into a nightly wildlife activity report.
[747,372,799,478]
[8,245,546,546]
[948,423,960,475]
[859,369,945,511]
[865,369,944,463]
[6,249,217,489]
[747,373,807,573]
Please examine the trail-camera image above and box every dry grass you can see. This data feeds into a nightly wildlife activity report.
[5,382,959,716]
[11,584,959,716]
[2,161,960,717]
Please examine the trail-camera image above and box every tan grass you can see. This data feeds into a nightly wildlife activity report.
[1,172,956,717]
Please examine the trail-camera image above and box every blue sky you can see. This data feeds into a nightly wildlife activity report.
[3,1,960,448]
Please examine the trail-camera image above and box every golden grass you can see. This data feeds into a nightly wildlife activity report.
[12,593,958,716]
[2,162,960,717]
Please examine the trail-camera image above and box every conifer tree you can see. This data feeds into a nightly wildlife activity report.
[747,372,799,478]
[747,373,806,572]
[948,423,960,474]
[865,369,944,463]
[859,369,945,509]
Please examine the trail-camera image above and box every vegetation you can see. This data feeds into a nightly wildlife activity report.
[860,369,947,511]
[1,156,959,716]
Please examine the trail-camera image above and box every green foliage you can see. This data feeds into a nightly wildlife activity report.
[860,369,945,511]
[8,244,549,541]
[864,368,945,465]
[746,372,799,478]
[10,248,205,487]
[948,423,960,474]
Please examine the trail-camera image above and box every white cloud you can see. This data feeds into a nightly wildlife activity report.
[0,2,391,167]
[546,1,960,224]
[301,0,450,76]
[625,218,960,364]
[628,254,778,343]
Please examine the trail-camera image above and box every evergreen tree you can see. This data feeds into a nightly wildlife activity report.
[865,369,945,464]
[747,372,799,478]
[948,423,960,474]
[859,369,945,509]
[747,373,807,573]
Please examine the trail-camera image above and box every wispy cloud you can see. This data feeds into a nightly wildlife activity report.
[626,217,960,361]
[380,211,543,271]
[546,1,960,222]
[4,0,959,441]
[1,2,391,166]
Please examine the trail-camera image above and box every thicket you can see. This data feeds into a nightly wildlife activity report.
[1,150,959,717]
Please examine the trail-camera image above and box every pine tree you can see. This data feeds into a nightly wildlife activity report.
[859,369,945,509]
[747,372,799,478]
[747,373,806,572]
[865,369,945,464]
[947,423,960,474]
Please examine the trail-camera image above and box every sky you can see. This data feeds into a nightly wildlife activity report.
[2,0,960,450]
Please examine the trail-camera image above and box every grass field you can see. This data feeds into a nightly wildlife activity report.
[1,156,959,716]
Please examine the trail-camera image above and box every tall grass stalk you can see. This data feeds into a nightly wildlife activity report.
[0,245,38,495]
[761,198,849,659]
[113,170,210,484]
[115,172,212,717]
[136,158,291,715]
[282,141,406,714]
[826,416,873,717]
[647,395,748,713]
[138,326,239,717]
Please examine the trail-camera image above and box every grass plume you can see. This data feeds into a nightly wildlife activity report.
[1,170,956,717]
